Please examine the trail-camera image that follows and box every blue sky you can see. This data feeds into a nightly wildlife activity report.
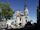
[0,0,39,23]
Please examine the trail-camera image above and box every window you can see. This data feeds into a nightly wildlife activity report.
[19,23,21,26]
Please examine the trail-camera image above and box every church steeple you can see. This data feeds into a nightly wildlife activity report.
[24,0,28,16]
[24,0,27,10]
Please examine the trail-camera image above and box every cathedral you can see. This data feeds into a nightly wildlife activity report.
[6,5,29,29]
[15,6,28,27]
[6,0,29,29]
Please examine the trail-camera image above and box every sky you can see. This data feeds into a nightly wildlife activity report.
[0,0,39,23]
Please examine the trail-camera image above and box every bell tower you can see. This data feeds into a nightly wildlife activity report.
[24,0,28,16]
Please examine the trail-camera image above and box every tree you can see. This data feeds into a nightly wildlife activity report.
[0,3,14,20]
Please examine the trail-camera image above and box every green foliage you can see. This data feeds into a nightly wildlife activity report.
[0,3,14,20]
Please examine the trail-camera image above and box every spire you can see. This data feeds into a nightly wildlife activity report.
[24,0,28,16]
[24,0,27,10]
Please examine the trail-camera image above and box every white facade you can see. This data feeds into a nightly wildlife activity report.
[16,17,20,27]
[21,16,26,26]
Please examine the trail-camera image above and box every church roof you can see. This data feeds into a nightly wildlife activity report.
[20,12,24,16]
